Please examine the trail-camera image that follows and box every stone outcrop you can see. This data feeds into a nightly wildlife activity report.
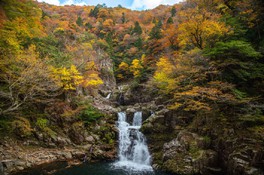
[217,137,264,175]
[141,106,264,175]
[162,131,220,175]
[0,141,86,175]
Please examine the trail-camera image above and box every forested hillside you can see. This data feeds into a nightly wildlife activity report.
[0,0,264,174]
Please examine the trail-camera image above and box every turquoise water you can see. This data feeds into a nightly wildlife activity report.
[16,161,170,175]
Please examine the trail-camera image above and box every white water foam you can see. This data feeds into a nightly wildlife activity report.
[106,93,111,99]
[113,112,153,172]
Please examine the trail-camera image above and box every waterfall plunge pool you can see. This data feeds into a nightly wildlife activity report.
[15,161,171,175]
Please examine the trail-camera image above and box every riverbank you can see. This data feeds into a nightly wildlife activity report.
[0,139,84,175]
[0,97,119,175]
[0,136,118,175]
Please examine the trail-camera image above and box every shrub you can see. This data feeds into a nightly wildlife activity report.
[79,105,104,125]
[35,118,48,130]
[12,117,32,138]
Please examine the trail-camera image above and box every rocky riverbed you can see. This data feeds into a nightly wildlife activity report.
[0,136,117,175]
[0,139,83,175]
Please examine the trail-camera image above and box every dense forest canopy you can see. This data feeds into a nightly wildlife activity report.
[0,0,263,144]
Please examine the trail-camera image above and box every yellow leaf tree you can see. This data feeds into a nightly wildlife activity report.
[83,61,103,88]
[130,59,143,78]
[52,65,84,91]
[178,7,230,49]
[153,57,176,94]
[117,61,130,80]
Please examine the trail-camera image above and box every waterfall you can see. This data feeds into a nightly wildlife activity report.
[106,93,111,99]
[113,112,153,172]
[133,112,142,126]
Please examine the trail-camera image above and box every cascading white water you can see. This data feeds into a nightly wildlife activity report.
[113,112,153,172]
[106,93,111,99]
[133,112,142,126]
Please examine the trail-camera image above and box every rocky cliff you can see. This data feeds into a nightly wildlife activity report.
[115,82,264,175]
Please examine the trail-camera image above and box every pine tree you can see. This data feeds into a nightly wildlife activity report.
[149,20,162,39]
[133,21,142,35]
[171,6,176,17]
[76,16,83,26]
[167,17,173,24]
[122,12,126,24]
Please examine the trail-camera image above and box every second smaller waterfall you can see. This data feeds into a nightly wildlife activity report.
[106,93,111,99]
[113,112,153,172]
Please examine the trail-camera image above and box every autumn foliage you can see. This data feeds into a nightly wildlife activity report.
[0,0,263,122]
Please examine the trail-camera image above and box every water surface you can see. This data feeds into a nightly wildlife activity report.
[17,161,170,175]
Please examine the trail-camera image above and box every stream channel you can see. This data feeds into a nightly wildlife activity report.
[16,112,170,175]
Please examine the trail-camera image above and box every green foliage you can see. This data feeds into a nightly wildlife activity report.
[239,115,264,127]
[121,12,126,24]
[221,14,247,39]
[43,127,57,137]
[204,40,263,83]
[134,37,143,49]
[171,6,176,17]
[76,16,83,26]
[85,22,93,30]
[205,40,262,59]
[35,118,48,130]
[89,5,100,18]
[133,21,142,35]
[33,35,71,67]
[0,119,12,136]
[79,106,104,125]
[232,89,248,100]
[203,136,211,146]
[103,132,114,144]
[167,17,173,24]
[149,20,162,39]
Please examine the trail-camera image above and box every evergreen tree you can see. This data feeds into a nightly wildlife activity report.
[85,22,93,30]
[76,16,83,26]
[89,5,100,18]
[167,17,173,24]
[149,20,162,39]
[122,12,126,24]
[171,6,176,17]
[133,21,142,35]
[134,37,143,48]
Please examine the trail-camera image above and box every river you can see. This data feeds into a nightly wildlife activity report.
[16,161,170,175]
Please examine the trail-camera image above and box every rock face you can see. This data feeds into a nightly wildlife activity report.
[218,137,264,175]
[141,107,264,175]
[113,83,155,106]
[98,56,116,91]
[162,131,220,175]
